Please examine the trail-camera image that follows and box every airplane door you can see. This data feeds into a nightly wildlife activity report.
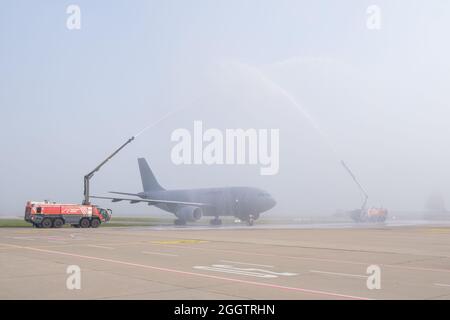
[230,189,244,217]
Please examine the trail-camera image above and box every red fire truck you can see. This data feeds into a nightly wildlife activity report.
[350,207,388,223]
[24,201,112,228]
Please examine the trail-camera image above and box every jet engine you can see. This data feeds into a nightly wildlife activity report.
[176,206,203,221]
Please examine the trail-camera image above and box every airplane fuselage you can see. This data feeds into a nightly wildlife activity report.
[93,158,277,225]
[137,186,276,220]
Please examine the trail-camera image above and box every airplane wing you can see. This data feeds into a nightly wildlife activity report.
[90,195,212,207]
[109,191,141,197]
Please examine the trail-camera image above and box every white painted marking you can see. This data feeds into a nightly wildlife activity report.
[194,265,276,278]
[194,264,297,278]
[87,244,114,250]
[1,243,371,300]
[9,236,34,241]
[69,234,85,240]
[220,260,274,268]
[310,270,367,279]
[162,244,450,275]
[434,283,450,287]
[142,251,178,257]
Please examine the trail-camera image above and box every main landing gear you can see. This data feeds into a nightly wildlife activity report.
[174,219,187,226]
[209,217,222,226]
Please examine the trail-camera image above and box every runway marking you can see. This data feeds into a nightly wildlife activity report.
[194,265,277,278]
[7,236,450,275]
[194,264,297,278]
[434,283,450,287]
[6,235,84,242]
[152,239,207,245]
[69,234,87,240]
[1,243,370,300]
[6,236,35,241]
[47,236,67,242]
[220,260,274,268]
[142,251,178,257]
[310,270,367,279]
[87,245,114,250]
[162,244,450,274]
[377,264,450,274]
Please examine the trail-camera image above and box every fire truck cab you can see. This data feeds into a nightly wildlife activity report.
[24,201,112,228]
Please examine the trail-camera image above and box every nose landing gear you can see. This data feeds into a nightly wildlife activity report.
[245,214,259,226]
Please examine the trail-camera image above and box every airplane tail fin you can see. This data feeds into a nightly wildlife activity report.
[138,158,165,192]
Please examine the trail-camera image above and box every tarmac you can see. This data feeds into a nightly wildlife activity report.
[1,222,450,300]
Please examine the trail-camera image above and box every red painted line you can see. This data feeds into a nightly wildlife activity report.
[3,243,370,300]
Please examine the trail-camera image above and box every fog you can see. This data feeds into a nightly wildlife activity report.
[1,1,449,217]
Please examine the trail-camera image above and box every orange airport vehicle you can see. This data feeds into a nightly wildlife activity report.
[350,206,388,223]
[366,207,388,222]
[23,136,135,229]
[24,201,112,228]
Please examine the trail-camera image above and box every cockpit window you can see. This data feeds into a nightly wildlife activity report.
[258,193,270,197]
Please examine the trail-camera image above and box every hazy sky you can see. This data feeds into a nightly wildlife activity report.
[1,1,450,217]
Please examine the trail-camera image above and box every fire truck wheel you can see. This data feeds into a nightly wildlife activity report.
[53,218,64,228]
[79,218,91,228]
[90,218,100,228]
[41,218,53,229]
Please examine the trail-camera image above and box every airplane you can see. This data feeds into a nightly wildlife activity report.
[92,158,276,226]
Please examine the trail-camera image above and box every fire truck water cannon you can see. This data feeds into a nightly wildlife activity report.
[341,160,388,223]
[83,136,135,205]
[24,136,135,228]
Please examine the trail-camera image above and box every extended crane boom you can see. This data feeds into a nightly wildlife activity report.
[340,160,368,210]
[83,136,135,205]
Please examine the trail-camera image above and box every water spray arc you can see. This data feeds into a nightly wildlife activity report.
[82,107,184,205]
[244,62,370,208]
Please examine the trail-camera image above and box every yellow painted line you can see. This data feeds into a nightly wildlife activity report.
[428,228,450,234]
